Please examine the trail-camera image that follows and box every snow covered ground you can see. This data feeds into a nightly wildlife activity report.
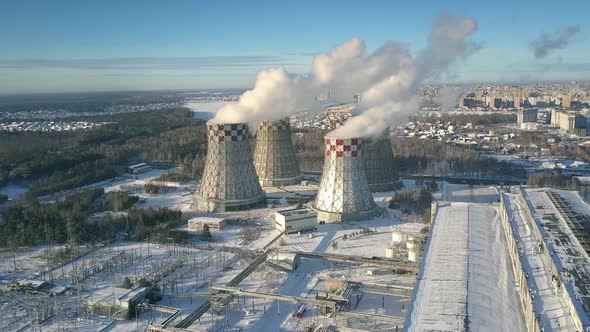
[0,169,430,331]
[406,202,524,331]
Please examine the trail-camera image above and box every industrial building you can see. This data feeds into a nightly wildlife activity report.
[363,138,400,192]
[188,216,227,231]
[314,136,378,222]
[195,123,266,212]
[128,163,152,174]
[253,119,303,187]
[275,208,317,233]
[85,286,147,310]
[516,108,538,124]
[550,109,590,134]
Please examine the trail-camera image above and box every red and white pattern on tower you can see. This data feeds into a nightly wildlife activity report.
[325,138,363,158]
[208,123,248,142]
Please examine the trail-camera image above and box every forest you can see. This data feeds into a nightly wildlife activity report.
[0,188,183,248]
[0,108,207,195]
[291,128,517,177]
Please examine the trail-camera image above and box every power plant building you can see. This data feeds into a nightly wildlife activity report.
[314,136,378,222]
[195,123,266,212]
[253,119,303,187]
[275,208,317,233]
[363,138,400,192]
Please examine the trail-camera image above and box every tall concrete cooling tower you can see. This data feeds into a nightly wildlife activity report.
[314,136,379,222]
[195,123,266,212]
[363,138,400,192]
[253,119,303,187]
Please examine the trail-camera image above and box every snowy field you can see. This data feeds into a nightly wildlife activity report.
[407,202,524,331]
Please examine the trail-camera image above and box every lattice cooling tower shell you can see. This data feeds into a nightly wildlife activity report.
[253,119,303,187]
[195,123,266,212]
[314,136,379,222]
[363,138,401,192]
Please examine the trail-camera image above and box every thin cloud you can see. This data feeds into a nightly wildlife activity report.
[529,25,580,59]
[0,56,289,70]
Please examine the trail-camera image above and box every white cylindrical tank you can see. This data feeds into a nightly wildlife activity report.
[385,246,398,259]
[253,119,303,187]
[314,136,378,222]
[195,122,266,212]
[392,231,408,244]
[408,249,418,262]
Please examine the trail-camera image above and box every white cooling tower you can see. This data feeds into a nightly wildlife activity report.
[253,119,303,187]
[314,136,379,222]
[195,123,266,212]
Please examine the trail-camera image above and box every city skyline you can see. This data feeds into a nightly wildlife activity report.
[1,0,588,93]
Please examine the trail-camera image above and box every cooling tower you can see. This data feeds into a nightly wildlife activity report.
[195,123,266,212]
[314,136,379,222]
[363,138,401,192]
[253,119,303,187]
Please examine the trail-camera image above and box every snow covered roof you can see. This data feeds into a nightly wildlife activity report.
[405,202,524,331]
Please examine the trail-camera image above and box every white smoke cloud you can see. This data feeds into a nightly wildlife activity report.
[529,25,580,59]
[212,13,479,138]
[330,14,479,138]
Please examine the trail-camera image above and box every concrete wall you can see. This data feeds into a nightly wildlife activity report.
[499,193,541,332]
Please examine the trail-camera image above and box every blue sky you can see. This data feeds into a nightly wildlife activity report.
[0,0,588,93]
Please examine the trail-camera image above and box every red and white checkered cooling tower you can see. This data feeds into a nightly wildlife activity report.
[253,119,303,187]
[195,123,266,212]
[314,136,379,222]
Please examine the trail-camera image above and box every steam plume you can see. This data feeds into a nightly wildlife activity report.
[529,25,580,59]
[212,13,479,138]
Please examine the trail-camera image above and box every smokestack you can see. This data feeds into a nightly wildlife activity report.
[314,136,379,222]
[363,138,400,192]
[195,123,266,212]
[253,119,303,187]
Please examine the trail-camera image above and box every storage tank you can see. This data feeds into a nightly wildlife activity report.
[408,249,418,262]
[392,231,408,245]
[363,138,400,192]
[195,123,266,212]
[253,119,303,187]
[385,245,398,259]
[314,136,378,222]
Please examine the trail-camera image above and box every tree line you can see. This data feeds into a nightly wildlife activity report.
[0,108,207,195]
[0,188,183,248]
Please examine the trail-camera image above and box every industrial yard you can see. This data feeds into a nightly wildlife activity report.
[2,106,590,332]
